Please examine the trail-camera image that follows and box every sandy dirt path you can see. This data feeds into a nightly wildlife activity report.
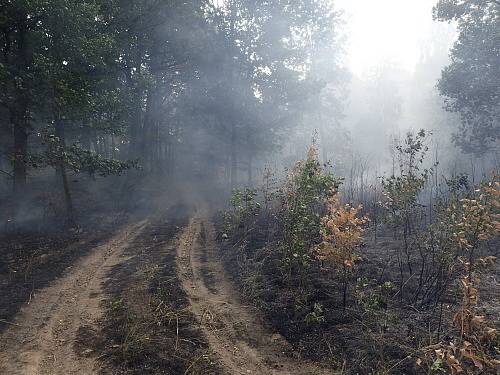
[0,220,147,375]
[176,210,331,375]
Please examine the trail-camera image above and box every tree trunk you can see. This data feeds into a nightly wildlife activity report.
[230,121,237,188]
[59,159,74,224]
[12,110,28,196]
[342,266,348,309]
[11,14,33,198]
[247,153,253,186]
[54,121,74,224]
[142,85,160,172]
[125,62,143,160]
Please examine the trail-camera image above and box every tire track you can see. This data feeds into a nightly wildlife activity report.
[0,221,147,375]
[176,210,331,375]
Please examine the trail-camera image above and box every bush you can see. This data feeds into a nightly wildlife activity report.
[280,145,338,280]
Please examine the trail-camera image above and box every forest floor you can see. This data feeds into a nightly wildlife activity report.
[217,218,500,374]
[0,204,332,374]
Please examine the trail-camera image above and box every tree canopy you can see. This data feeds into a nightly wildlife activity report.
[0,0,346,219]
[433,0,500,154]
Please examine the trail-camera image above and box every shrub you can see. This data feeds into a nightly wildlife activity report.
[223,187,260,239]
[417,177,500,374]
[280,145,338,280]
[419,257,499,374]
[315,192,369,307]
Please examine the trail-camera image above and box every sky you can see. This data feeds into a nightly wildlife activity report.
[335,0,445,76]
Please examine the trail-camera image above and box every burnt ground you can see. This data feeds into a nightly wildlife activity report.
[217,216,500,374]
[174,209,331,375]
[96,205,332,375]
[0,202,227,375]
[2,200,332,375]
[95,204,224,374]
[1,201,497,374]
[0,212,130,332]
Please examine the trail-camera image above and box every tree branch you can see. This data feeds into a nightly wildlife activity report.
[0,169,13,178]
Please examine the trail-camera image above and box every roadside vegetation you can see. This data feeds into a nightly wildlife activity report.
[221,133,499,374]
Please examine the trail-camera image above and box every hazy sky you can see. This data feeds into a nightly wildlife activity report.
[336,0,443,76]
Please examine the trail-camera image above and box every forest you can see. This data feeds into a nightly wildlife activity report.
[0,0,498,374]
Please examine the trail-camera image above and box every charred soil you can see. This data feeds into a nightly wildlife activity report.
[217,215,500,374]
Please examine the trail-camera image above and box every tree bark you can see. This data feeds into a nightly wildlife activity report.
[11,13,33,197]
[125,61,143,160]
[12,109,28,196]
[54,120,74,224]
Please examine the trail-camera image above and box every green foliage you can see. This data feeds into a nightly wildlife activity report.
[1,0,347,201]
[430,359,446,374]
[0,0,141,196]
[382,175,426,236]
[382,130,433,230]
[223,188,260,238]
[355,278,387,312]
[304,302,325,324]
[110,297,125,312]
[42,133,137,177]
[382,130,437,270]
[281,146,339,273]
[444,174,469,196]
[381,281,396,292]
[65,144,138,177]
[433,0,500,154]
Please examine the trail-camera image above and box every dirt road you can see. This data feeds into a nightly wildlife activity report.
[1,209,331,375]
[0,221,147,375]
[176,211,330,375]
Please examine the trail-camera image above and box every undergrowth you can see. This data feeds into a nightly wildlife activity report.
[219,137,499,374]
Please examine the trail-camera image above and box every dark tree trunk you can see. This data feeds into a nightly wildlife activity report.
[142,88,155,171]
[54,120,74,224]
[125,62,143,160]
[129,97,142,159]
[11,14,33,198]
[59,161,74,224]
[12,110,28,195]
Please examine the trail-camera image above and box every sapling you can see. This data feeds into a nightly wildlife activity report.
[315,192,369,308]
[280,145,338,282]
[382,130,435,296]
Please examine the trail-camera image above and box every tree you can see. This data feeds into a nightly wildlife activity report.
[0,0,37,196]
[198,0,346,187]
[315,192,368,308]
[433,0,500,154]
[0,0,348,223]
[382,130,434,294]
[1,0,136,221]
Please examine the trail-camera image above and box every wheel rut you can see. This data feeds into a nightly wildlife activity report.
[0,221,147,375]
[1,210,330,375]
[176,210,330,375]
